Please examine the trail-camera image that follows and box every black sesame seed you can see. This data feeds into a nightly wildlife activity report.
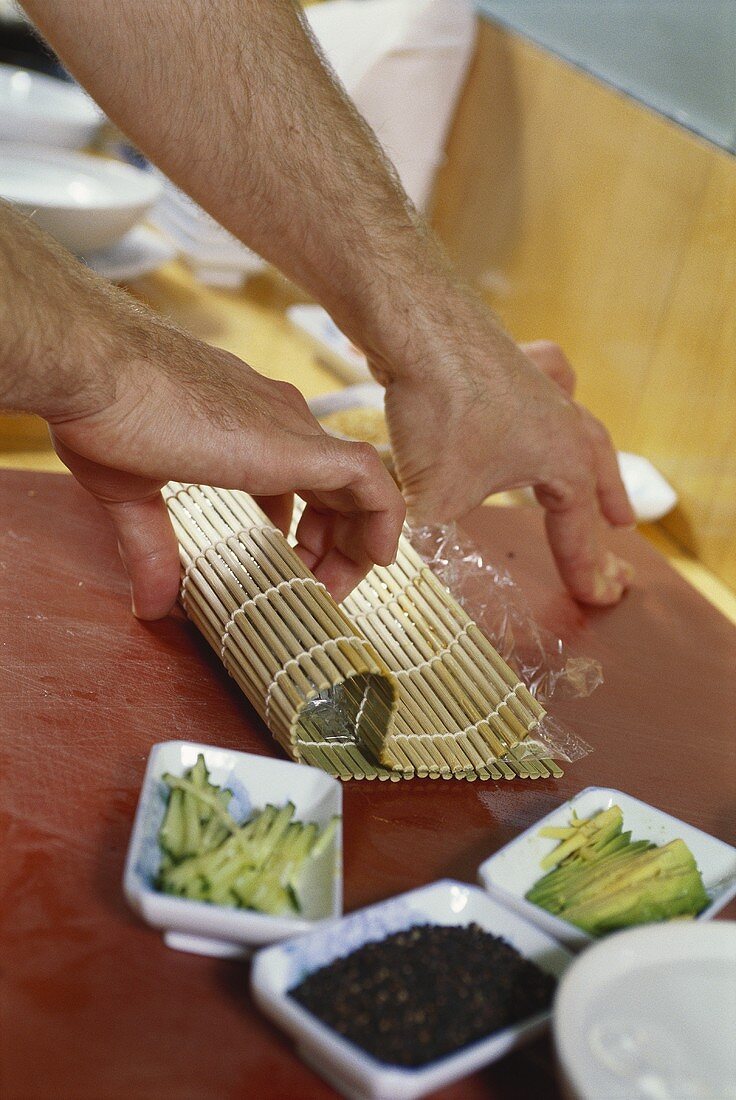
[288,923,557,1067]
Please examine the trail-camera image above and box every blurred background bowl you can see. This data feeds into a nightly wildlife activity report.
[0,63,103,149]
[0,143,162,252]
[553,922,736,1100]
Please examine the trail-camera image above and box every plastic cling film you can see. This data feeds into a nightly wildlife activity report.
[410,523,603,703]
[410,523,601,762]
[522,718,594,766]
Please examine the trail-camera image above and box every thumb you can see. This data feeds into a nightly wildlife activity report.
[99,492,181,620]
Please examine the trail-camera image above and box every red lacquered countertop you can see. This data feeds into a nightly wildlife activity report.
[1,470,734,1100]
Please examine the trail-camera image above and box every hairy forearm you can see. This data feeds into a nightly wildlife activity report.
[0,201,152,418]
[1,202,99,415]
[21,0,478,375]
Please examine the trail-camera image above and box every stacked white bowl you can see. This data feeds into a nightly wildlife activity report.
[0,142,162,253]
[0,63,102,150]
[0,64,167,275]
[149,174,265,288]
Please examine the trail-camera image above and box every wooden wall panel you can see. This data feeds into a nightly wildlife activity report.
[431,19,736,590]
[636,155,736,581]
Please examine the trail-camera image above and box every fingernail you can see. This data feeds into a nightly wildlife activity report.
[606,552,634,587]
[596,553,634,600]
[594,571,623,603]
[131,594,139,618]
[618,559,635,585]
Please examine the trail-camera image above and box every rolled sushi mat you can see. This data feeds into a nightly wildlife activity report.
[164,483,561,781]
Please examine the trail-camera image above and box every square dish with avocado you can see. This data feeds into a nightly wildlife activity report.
[477,787,736,950]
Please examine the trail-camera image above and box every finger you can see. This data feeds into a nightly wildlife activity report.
[99,492,181,619]
[296,541,373,604]
[334,442,405,565]
[585,415,637,527]
[536,483,634,606]
[252,492,294,537]
[293,502,385,601]
[522,341,576,397]
[296,438,405,566]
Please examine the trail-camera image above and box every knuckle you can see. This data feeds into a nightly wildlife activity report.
[351,440,381,467]
[586,415,612,448]
[276,380,304,405]
[536,339,563,358]
[330,436,382,476]
[553,467,596,506]
[528,339,569,367]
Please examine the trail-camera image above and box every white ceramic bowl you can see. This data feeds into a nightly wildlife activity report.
[553,921,736,1100]
[477,786,736,951]
[251,879,573,1100]
[0,144,162,252]
[0,64,103,149]
[123,740,343,957]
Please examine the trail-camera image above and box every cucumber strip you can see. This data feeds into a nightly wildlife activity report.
[286,883,302,913]
[205,850,259,896]
[231,867,262,907]
[162,775,238,833]
[162,821,258,892]
[250,805,278,843]
[182,787,202,857]
[159,787,186,861]
[183,876,210,902]
[267,822,307,871]
[200,817,230,855]
[252,803,295,864]
[158,773,333,916]
[199,821,260,872]
[310,816,340,860]
[246,875,298,915]
[272,823,319,887]
[200,791,234,852]
[160,860,204,899]
[189,753,209,791]
[206,884,239,907]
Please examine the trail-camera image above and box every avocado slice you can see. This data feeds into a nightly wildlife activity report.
[561,866,709,935]
[527,807,710,935]
[539,805,623,870]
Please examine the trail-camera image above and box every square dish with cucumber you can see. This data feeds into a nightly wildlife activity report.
[123,741,343,955]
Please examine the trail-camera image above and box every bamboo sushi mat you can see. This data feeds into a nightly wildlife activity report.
[164,483,562,782]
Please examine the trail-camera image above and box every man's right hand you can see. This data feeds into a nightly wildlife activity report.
[1,203,405,619]
[49,334,405,619]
